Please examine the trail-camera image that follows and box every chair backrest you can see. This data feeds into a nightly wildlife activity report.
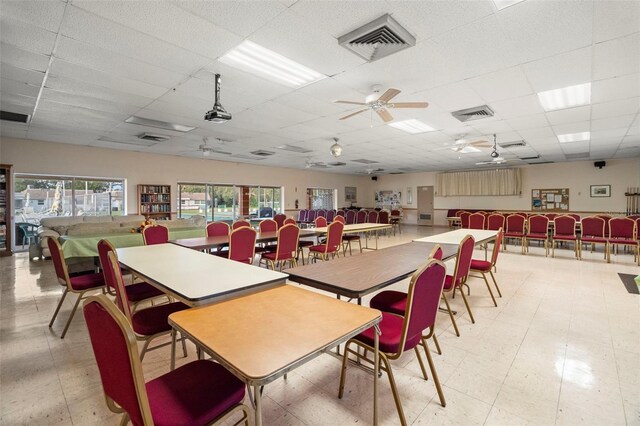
[232,219,251,230]
[568,213,581,222]
[450,235,475,288]
[627,214,640,221]
[468,213,485,230]
[506,214,525,233]
[486,213,505,231]
[336,210,346,217]
[228,227,257,264]
[297,209,307,222]
[316,209,326,218]
[314,216,327,228]
[97,239,118,294]
[545,213,557,221]
[284,217,297,225]
[104,250,134,322]
[609,217,636,239]
[600,215,612,236]
[554,215,576,237]
[490,228,504,267]
[83,295,153,426]
[368,210,379,223]
[307,210,317,222]
[527,215,549,235]
[326,210,336,222]
[459,212,471,228]
[206,221,230,238]
[142,225,169,245]
[325,221,344,252]
[391,209,401,216]
[378,210,389,224]
[333,215,345,224]
[274,224,300,260]
[273,213,287,229]
[345,210,356,224]
[47,237,71,288]
[356,210,367,224]
[428,244,443,261]
[259,219,277,233]
[581,216,605,238]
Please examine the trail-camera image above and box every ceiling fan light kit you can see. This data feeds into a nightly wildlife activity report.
[330,137,343,157]
[335,86,429,123]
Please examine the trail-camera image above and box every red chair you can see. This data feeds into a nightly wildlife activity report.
[345,210,356,225]
[597,214,612,237]
[83,295,249,426]
[142,225,169,245]
[206,221,230,237]
[468,213,485,230]
[486,213,505,231]
[342,227,361,256]
[103,250,188,361]
[232,219,251,230]
[47,237,105,339]
[545,213,557,221]
[258,219,277,233]
[580,216,608,261]
[568,213,581,222]
[378,210,390,224]
[339,259,448,423]
[307,210,318,223]
[297,209,308,223]
[327,210,337,222]
[333,215,345,224]
[368,210,379,223]
[608,217,639,265]
[228,227,257,264]
[336,210,346,217]
[98,240,166,312]
[470,229,504,307]
[259,224,300,271]
[459,211,471,229]
[441,235,475,337]
[524,215,549,256]
[356,210,367,224]
[284,217,296,225]
[308,221,344,262]
[504,214,526,252]
[316,209,326,218]
[273,213,287,228]
[390,209,401,235]
[552,215,580,259]
[314,216,327,228]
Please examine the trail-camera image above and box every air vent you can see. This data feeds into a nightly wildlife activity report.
[527,161,554,165]
[451,105,494,122]
[399,167,419,172]
[138,133,170,142]
[231,154,266,161]
[565,152,590,160]
[328,162,346,166]
[519,155,540,161]
[125,116,196,132]
[389,172,404,175]
[352,159,379,164]
[338,14,416,62]
[250,150,275,157]
[98,136,155,146]
[498,140,527,148]
[310,163,329,168]
[1,110,30,123]
[276,144,312,154]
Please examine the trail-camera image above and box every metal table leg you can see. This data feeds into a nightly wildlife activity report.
[253,385,262,426]
[373,324,380,426]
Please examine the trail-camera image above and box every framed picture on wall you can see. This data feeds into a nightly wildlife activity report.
[345,186,357,202]
[590,185,610,197]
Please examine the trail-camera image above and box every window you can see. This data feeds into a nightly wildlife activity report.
[307,188,336,210]
[249,186,282,218]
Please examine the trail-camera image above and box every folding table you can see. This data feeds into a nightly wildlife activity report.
[312,222,393,250]
[171,229,318,251]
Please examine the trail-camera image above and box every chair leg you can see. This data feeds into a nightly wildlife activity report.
[180,331,187,357]
[552,240,555,257]
[432,333,442,355]
[458,285,475,324]
[441,293,460,337]
[481,272,498,307]
[413,346,429,381]
[357,238,362,253]
[49,288,68,328]
[338,340,352,399]
[380,354,407,426]
[421,338,446,407]
[489,270,502,297]
[60,291,85,339]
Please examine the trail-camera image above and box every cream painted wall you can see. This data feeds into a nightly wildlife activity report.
[373,158,640,226]
[0,137,375,217]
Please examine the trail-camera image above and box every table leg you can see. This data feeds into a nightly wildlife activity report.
[373,324,380,426]
[170,328,177,371]
[254,385,263,426]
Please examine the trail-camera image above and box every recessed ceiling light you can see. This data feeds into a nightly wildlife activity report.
[557,131,590,143]
[219,40,325,88]
[537,83,591,112]
[493,0,525,10]
[125,116,196,132]
[388,119,435,134]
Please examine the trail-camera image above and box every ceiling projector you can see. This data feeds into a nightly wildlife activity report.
[204,74,232,123]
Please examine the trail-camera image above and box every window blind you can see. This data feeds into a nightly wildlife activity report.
[436,168,522,196]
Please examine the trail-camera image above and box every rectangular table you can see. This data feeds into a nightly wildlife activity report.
[313,222,393,250]
[172,229,318,251]
[169,284,382,426]
[413,229,498,246]
[116,243,288,306]
[286,241,459,302]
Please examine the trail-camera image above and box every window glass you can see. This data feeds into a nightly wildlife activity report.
[177,184,207,219]
[308,188,335,210]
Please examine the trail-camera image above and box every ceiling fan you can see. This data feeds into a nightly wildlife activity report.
[355,167,385,175]
[334,86,429,123]
[190,137,232,157]
[475,134,517,165]
[450,135,492,153]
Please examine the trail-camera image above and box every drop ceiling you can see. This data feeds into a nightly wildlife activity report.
[0,0,638,174]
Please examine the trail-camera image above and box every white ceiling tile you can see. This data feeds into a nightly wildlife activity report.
[0,63,45,86]
[0,42,50,72]
[491,95,546,119]
[517,127,556,141]
[506,114,549,130]
[593,0,640,43]
[467,67,533,103]
[593,33,640,81]
[1,91,37,111]
[45,74,153,108]
[423,81,485,112]
[522,47,592,93]
[560,140,590,154]
[0,77,40,97]
[546,105,591,126]
[271,91,344,117]
[470,120,514,136]
[552,121,590,136]
[41,88,141,116]
[590,115,635,132]
[1,0,66,32]
[592,98,640,120]
[0,16,57,56]
[590,127,628,139]
[592,73,640,104]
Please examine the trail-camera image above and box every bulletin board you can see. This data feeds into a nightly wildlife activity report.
[531,188,570,211]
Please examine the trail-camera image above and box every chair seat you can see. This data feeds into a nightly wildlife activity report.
[126,282,165,303]
[526,233,548,240]
[581,237,608,244]
[608,238,638,245]
[370,290,407,316]
[211,251,228,258]
[355,312,420,353]
[309,244,339,253]
[505,232,524,237]
[342,235,360,241]
[132,302,188,336]
[553,235,577,241]
[262,250,295,261]
[69,272,105,291]
[469,259,491,272]
[298,240,314,247]
[443,274,462,290]
[147,360,246,426]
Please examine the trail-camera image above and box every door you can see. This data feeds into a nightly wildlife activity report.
[417,186,434,226]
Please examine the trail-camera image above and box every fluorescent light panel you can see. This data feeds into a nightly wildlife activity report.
[557,131,590,143]
[493,0,525,10]
[388,119,435,134]
[220,41,325,88]
[537,83,591,111]
[125,116,196,132]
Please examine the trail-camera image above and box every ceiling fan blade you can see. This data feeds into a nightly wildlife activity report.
[378,88,401,103]
[470,143,492,148]
[376,108,393,123]
[390,102,429,108]
[339,109,368,120]
[334,100,367,105]
[468,140,489,146]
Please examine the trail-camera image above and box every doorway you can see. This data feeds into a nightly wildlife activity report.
[417,186,434,226]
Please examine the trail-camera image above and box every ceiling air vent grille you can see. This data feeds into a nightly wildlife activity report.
[565,152,590,160]
[250,150,275,157]
[328,162,346,166]
[352,159,379,164]
[1,110,30,123]
[276,144,312,153]
[451,105,494,122]
[138,133,170,142]
[498,140,527,149]
[338,14,416,62]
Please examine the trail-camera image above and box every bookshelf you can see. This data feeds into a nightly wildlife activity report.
[137,184,172,220]
[0,164,12,257]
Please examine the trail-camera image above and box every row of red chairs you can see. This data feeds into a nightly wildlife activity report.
[298,209,399,225]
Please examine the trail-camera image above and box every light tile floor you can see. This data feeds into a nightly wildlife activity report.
[1,226,639,425]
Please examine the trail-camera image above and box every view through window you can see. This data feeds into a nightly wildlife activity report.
[307,188,336,210]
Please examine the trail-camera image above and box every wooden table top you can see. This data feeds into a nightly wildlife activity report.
[313,222,392,234]
[169,284,381,385]
[285,241,459,299]
[116,243,288,306]
[172,229,318,251]
[414,229,498,245]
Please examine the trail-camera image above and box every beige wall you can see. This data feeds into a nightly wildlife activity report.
[0,137,375,217]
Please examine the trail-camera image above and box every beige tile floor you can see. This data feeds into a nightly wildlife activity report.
[1,225,639,425]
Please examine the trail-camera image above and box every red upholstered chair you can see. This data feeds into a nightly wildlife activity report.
[47,237,105,339]
[316,209,326,218]
[597,214,612,237]
[83,295,249,426]
[297,209,308,223]
[468,213,485,230]
[326,210,336,222]
[459,212,471,229]
[368,210,379,223]
[580,216,608,261]
[98,240,166,312]
[308,221,344,262]
[314,216,327,228]
[628,215,640,220]
[273,213,286,229]
[231,219,251,230]
[259,224,300,271]
[486,213,505,231]
[470,229,504,307]
[356,210,367,224]
[545,213,557,221]
[142,225,169,245]
[336,210,346,217]
[552,215,580,259]
[284,217,297,226]
[342,224,362,256]
[441,235,476,337]
[608,217,639,265]
[504,214,526,252]
[307,210,318,223]
[345,209,356,225]
[339,259,448,423]
[228,227,257,264]
[206,221,230,237]
[258,219,277,233]
[524,215,549,256]
[333,215,345,224]
[103,250,188,361]
[378,210,390,224]
[568,213,581,222]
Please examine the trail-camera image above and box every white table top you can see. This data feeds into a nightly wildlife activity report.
[413,229,498,245]
[116,243,288,306]
[313,223,392,234]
